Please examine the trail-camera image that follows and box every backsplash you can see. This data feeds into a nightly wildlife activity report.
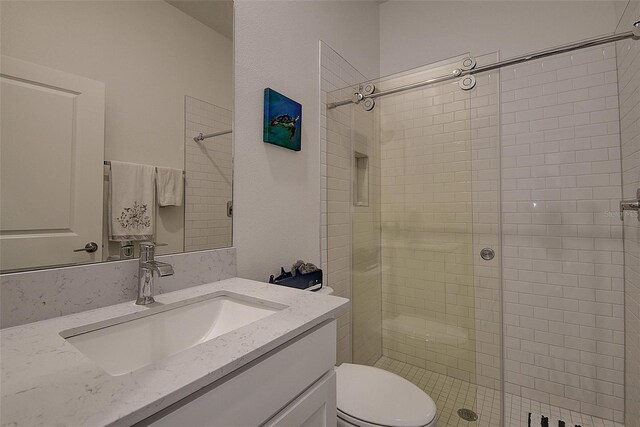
[0,247,236,329]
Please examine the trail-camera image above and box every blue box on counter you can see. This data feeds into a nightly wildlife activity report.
[268,268,323,292]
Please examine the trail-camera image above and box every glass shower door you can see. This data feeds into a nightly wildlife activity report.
[327,53,503,426]
[374,56,478,389]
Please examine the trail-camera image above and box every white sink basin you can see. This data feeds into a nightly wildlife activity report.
[60,292,285,376]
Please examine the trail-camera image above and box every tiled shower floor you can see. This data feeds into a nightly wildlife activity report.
[374,356,501,427]
[504,394,625,427]
[373,356,624,427]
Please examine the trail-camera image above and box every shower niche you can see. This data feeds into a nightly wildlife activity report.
[353,152,369,207]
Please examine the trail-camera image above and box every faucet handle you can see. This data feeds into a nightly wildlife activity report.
[139,242,167,260]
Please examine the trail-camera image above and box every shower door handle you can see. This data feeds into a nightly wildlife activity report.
[620,189,640,221]
[480,248,495,261]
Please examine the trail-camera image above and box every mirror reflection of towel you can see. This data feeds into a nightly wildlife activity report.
[108,161,155,241]
[156,167,183,207]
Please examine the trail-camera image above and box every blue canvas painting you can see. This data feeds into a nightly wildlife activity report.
[263,88,302,151]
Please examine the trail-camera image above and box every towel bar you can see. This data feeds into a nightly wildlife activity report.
[103,161,185,176]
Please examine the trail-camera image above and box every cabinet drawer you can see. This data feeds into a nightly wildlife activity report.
[143,320,336,427]
[264,370,336,427]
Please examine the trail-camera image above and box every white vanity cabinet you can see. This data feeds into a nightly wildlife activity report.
[142,320,337,427]
[264,371,336,427]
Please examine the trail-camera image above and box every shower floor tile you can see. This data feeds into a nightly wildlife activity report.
[374,357,625,427]
[374,356,501,427]
[504,393,625,427]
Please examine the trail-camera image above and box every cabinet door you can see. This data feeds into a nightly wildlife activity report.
[141,321,336,427]
[265,370,336,427]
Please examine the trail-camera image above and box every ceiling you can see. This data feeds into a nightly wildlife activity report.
[166,1,233,39]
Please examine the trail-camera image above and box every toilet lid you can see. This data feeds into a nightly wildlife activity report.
[336,364,437,427]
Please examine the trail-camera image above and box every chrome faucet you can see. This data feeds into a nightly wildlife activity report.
[137,242,174,305]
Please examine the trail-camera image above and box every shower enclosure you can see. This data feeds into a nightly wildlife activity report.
[326,10,640,427]
[327,52,503,426]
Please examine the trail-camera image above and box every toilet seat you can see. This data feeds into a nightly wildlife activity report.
[338,408,403,427]
[336,363,437,427]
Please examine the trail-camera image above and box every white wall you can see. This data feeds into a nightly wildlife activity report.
[233,1,380,280]
[379,1,623,76]
[1,1,232,255]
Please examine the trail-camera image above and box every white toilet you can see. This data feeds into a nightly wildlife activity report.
[336,363,437,427]
[317,286,437,427]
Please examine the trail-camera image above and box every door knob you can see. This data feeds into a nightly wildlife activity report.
[74,242,98,253]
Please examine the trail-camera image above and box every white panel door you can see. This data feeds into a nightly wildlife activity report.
[0,56,105,271]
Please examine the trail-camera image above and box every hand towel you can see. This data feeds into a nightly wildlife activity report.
[108,161,155,241]
[156,167,184,206]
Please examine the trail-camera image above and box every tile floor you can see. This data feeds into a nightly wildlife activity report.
[504,394,625,427]
[374,356,625,427]
[374,356,501,427]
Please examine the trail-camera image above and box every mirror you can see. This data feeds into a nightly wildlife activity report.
[0,1,234,272]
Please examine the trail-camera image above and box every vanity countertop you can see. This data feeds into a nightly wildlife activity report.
[0,278,349,427]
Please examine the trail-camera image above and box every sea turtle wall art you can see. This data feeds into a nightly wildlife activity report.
[263,88,302,151]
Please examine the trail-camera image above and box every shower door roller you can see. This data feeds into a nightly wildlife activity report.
[459,75,476,90]
[480,248,495,261]
[362,98,375,111]
[460,57,477,71]
[361,83,376,96]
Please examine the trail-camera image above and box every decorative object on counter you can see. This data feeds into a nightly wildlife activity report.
[263,88,302,151]
[290,260,318,276]
[108,161,155,241]
[269,260,322,291]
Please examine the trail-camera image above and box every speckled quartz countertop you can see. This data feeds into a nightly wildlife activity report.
[0,278,349,427]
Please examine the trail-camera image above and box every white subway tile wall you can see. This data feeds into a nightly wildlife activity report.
[500,44,625,422]
[322,42,382,365]
[616,2,640,426]
[184,96,233,252]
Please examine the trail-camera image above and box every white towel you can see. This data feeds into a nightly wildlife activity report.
[108,161,155,241]
[156,167,184,207]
